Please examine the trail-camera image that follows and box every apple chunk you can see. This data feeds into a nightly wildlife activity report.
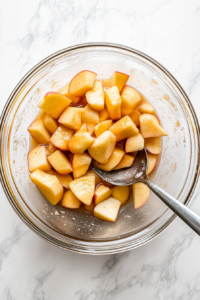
[58,84,80,104]
[132,182,150,209]
[69,71,97,97]
[94,197,121,222]
[110,71,129,93]
[140,114,168,138]
[125,133,144,153]
[69,175,95,205]
[48,150,72,175]
[109,116,138,141]
[68,124,94,154]
[99,108,110,122]
[94,185,112,206]
[88,131,116,164]
[73,153,92,179]
[112,186,130,205]
[43,114,59,134]
[121,86,141,117]
[58,107,82,130]
[105,86,121,120]
[28,119,51,144]
[84,202,94,214]
[94,120,113,137]
[61,190,81,209]
[82,104,99,128]
[113,154,135,170]
[138,101,155,114]
[28,145,51,173]
[86,81,104,111]
[147,152,157,175]
[47,170,73,188]
[93,148,124,171]
[30,170,63,205]
[129,110,141,127]
[50,125,74,151]
[38,92,71,119]
[144,137,162,154]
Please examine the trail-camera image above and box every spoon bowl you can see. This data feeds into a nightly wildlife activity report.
[92,149,148,186]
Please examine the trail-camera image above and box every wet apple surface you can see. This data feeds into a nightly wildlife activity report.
[27,70,168,222]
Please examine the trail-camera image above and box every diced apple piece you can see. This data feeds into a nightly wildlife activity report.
[94,185,112,206]
[125,133,144,153]
[69,175,95,205]
[58,107,82,130]
[68,124,94,154]
[28,145,51,173]
[45,142,57,156]
[73,153,92,179]
[82,104,99,127]
[43,114,59,134]
[88,131,116,164]
[138,101,155,114]
[68,71,97,97]
[94,120,113,137]
[84,202,94,214]
[86,81,104,111]
[144,137,162,154]
[121,86,141,117]
[112,186,130,205]
[94,197,121,222]
[109,116,138,141]
[93,148,124,171]
[84,170,113,188]
[105,86,121,120]
[132,182,150,209]
[38,92,71,119]
[28,119,51,144]
[129,110,141,127]
[48,150,72,175]
[140,114,168,138]
[58,84,80,104]
[61,190,81,209]
[110,72,129,93]
[50,125,74,151]
[99,108,110,122]
[30,170,63,205]
[113,154,134,170]
[47,170,73,189]
[147,152,157,175]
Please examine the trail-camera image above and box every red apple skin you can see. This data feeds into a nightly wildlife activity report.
[45,91,60,97]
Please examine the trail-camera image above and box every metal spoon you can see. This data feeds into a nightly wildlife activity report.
[92,149,200,235]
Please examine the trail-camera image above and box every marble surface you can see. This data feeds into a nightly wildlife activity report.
[1,0,200,299]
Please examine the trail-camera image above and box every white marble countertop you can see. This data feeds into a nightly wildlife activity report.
[1,0,200,299]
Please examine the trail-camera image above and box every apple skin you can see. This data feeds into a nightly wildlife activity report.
[45,91,60,97]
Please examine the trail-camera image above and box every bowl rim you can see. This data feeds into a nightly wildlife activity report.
[1,42,200,254]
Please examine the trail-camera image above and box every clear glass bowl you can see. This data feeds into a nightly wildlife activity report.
[0,43,200,254]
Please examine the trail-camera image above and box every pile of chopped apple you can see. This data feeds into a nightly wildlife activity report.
[28,70,168,222]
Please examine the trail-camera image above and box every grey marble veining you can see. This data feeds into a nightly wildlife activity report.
[1,0,200,299]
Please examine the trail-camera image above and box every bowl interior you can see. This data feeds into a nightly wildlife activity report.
[1,44,199,252]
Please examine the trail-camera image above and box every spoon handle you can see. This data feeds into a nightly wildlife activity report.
[146,180,200,235]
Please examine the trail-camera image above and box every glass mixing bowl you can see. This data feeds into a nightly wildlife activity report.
[0,43,200,254]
